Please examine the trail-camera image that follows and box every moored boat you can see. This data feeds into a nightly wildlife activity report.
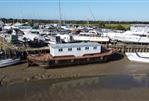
[27,42,115,68]
[73,30,109,42]
[125,52,149,63]
[0,58,20,68]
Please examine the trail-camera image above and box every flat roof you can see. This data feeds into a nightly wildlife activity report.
[49,42,100,49]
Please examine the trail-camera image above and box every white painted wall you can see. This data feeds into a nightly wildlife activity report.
[50,45,101,57]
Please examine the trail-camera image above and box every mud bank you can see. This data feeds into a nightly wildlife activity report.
[1,57,149,86]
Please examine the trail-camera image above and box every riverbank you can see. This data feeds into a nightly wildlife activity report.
[1,55,149,86]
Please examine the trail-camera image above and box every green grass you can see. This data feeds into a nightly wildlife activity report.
[105,24,130,30]
[79,23,130,30]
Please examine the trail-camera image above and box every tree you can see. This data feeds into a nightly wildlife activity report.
[115,24,126,30]
[98,21,105,28]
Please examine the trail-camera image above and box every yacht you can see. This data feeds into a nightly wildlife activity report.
[0,58,20,68]
[125,52,149,63]
[106,24,149,43]
[73,30,110,42]
[107,31,149,43]
[0,49,21,68]
[124,24,149,63]
[45,33,75,44]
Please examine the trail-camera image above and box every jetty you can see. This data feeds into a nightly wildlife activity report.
[106,42,149,53]
[1,36,149,56]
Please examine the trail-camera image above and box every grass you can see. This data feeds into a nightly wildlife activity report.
[79,23,131,30]
[105,24,130,30]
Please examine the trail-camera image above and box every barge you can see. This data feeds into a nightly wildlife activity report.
[27,42,115,68]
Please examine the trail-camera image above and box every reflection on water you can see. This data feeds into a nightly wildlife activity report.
[1,74,149,101]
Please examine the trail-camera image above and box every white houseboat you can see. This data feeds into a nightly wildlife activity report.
[27,42,114,68]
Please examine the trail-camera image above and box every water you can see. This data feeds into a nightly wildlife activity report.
[1,54,149,101]
[0,74,149,101]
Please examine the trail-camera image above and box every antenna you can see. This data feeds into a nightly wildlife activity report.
[87,17,90,27]
[20,14,22,23]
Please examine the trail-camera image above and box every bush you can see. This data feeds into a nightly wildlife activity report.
[115,24,126,30]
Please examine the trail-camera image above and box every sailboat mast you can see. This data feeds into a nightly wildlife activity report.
[59,0,62,27]
[88,5,96,21]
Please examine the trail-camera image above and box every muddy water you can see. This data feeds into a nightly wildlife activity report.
[1,54,149,101]
[1,75,149,101]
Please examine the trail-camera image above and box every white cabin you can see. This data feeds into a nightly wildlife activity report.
[49,42,101,57]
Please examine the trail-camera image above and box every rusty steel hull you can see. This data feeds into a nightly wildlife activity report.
[27,49,115,68]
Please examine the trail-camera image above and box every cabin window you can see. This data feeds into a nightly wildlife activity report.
[59,48,63,52]
[68,48,72,51]
[93,47,97,49]
[77,47,81,51]
[85,47,89,50]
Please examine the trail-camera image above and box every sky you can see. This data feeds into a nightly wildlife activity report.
[0,0,149,21]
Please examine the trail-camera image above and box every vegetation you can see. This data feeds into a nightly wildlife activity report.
[105,24,130,30]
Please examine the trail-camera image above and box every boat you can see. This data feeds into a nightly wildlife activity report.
[27,42,115,68]
[124,24,149,63]
[73,30,110,42]
[0,34,21,68]
[19,30,45,42]
[0,58,20,68]
[0,50,21,68]
[125,52,149,63]
[109,31,149,43]
[44,33,75,44]
[106,24,149,43]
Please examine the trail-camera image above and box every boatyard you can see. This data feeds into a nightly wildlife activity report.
[0,21,149,64]
[1,19,149,85]
[1,19,149,101]
[1,0,149,100]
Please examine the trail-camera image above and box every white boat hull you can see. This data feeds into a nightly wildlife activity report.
[115,35,149,43]
[125,52,149,63]
[0,58,20,68]
[106,31,149,43]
